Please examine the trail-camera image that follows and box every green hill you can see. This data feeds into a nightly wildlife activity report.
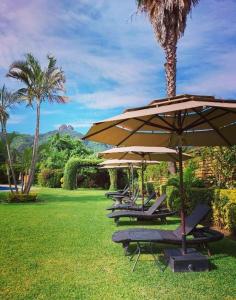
[9,125,110,153]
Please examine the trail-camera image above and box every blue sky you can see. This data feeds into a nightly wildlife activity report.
[1,0,236,134]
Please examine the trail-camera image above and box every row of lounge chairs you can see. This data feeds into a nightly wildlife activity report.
[105,186,224,271]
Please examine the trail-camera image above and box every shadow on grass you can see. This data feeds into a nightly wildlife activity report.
[209,238,236,258]
[38,193,106,203]
[115,218,180,227]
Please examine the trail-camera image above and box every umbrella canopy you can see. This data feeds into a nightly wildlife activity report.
[99,165,140,169]
[84,94,236,254]
[99,146,191,161]
[99,159,159,165]
[84,95,236,147]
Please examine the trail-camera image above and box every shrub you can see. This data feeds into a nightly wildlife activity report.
[165,185,180,211]
[212,189,236,234]
[63,157,103,190]
[6,193,37,203]
[108,169,117,191]
[38,169,63,188]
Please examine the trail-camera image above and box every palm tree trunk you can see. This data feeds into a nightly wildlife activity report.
[164,33,177,174]
[6,165,13,193]
[0,118,18,192]
[24,102,40,194]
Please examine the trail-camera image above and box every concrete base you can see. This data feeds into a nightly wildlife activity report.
[164,248,209,272]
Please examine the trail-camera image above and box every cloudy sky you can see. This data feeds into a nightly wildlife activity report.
[1,0,236,134]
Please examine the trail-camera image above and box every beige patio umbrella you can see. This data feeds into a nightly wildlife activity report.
[84,94,236,253]
[99,146,190,208]
[100,163,141,194]
[99,165,140,169]
[99,146,190,161]
[100,159,159,203]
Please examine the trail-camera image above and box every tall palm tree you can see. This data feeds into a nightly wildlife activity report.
[7,54,67,194]
[137,0,199,97]
[0,85,20,192]
[137,0,199,172]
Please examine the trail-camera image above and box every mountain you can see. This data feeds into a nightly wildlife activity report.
[9,125,110,153]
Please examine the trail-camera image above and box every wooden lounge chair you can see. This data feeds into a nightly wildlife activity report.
[105,185,129,199]
[106,191,156,212]
[107,194,174,225]
[111,187,139,205]
[112,204,224,254]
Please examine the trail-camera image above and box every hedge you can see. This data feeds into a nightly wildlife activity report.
[108,169,117,191]
[163,185,236,234]
[212,189,236,234]
[38,169,63,188]
[63,157,103,190]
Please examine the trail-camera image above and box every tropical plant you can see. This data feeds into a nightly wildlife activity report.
[136,0,199,173]
[199,146,236,188]
[7,53,66,194]
[39,133,91,169]
[0,85,21,192]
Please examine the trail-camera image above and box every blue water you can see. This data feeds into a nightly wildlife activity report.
[0,186,15,191]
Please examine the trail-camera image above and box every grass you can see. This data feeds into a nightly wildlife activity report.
[0,188,236,300]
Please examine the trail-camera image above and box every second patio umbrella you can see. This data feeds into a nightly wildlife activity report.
[99,146,190,208]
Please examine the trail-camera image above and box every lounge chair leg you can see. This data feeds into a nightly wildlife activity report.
[130,242,141,272]
[150,243,164,272]
[114,217,119,226]
[203,243,211,256]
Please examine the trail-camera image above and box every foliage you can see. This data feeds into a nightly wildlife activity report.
[39,133,91,169]
[198,146,236,188]
[108,169,117,191]
[38,169,63,188]
[6,192,37,203]
[63,157,104,190]
[165,184,236,233]
[212,189,236,234]
[138,162,168,194]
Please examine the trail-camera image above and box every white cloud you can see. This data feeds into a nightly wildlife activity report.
[7,114,25,125]
[54,119,94,129]
[0,0,236,121]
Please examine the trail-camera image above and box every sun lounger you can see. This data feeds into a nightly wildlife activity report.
[112,204,224,253]
[111,187,139,205]
[106,191,156,212]
[105,185,129,198]
[107,194,174,224]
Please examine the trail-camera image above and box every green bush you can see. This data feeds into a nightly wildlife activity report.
[38,169,63,188]
[212,189,236,234]
[108,169,117,191]
[6,193,37,203]
[165,185,180,211]
[63,157,103,190]
[165,185,236,234]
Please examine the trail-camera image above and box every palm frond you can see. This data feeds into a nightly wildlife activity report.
[136,0,199,45]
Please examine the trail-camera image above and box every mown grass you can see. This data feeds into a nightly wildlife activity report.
[0,188,236,300]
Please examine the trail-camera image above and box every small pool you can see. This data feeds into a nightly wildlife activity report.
[0,186,15,191]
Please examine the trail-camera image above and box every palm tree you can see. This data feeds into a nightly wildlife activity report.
[7,54,67,194]
[137,0,199,172]
[0,85,20,192]
[137,0,199,97]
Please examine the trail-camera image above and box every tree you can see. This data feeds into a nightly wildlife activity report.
[0,85,20,192]
[7,54,67,194]
[39,133,91,169]
[136,0,199,173]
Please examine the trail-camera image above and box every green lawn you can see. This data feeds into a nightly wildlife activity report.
[0,188,236,300]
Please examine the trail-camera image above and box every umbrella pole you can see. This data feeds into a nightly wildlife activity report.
[128,165,131,196]
[131,164,134,195]
[178,146,187,254]
[141,161,144,211]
